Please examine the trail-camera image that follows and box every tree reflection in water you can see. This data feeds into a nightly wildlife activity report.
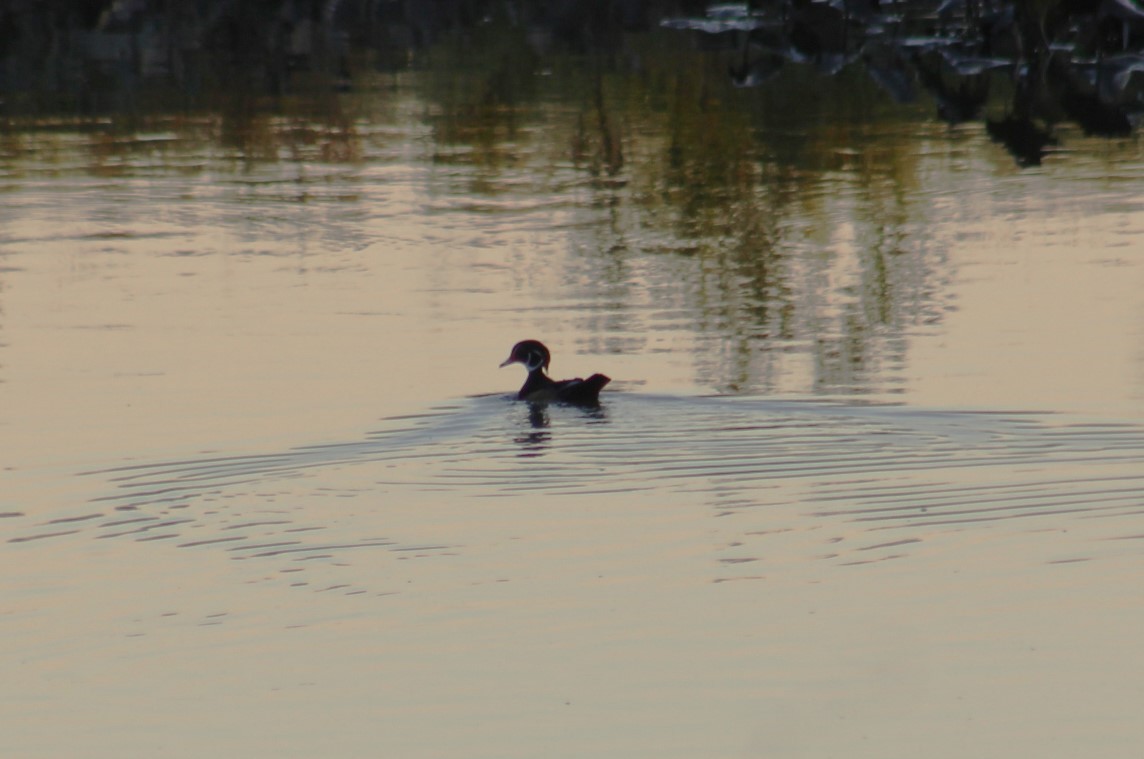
[1,0,1139,395]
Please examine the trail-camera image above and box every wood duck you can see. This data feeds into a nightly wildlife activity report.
[499,339,610,405]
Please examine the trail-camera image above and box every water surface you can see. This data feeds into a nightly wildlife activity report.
[3,8,1144,758]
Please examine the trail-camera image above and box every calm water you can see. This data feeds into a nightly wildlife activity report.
[4,11,1144,758]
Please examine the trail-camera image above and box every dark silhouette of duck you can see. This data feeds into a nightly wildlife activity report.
[499,340,610,405]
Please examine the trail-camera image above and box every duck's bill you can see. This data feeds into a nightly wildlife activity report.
[498,356,517,368]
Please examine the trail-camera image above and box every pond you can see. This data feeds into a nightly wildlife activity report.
[3,2,1144,757]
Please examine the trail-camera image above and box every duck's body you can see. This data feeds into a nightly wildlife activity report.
[516,370,612,405]
[500,340,610,405]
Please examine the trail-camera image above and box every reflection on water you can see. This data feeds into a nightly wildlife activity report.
[4,3,1142,403]
[8,2,1144,402]
[664,0,1144,165]
[6,0,1144,159]
[512,401,607,457]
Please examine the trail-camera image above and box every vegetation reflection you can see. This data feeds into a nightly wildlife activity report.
[1,0,1138,395]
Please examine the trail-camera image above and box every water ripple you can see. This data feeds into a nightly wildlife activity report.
[10,395,1144,591]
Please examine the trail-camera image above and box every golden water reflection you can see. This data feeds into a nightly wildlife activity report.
[3,37,1144,405]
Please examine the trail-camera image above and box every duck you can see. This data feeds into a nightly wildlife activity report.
[499,339,610,405]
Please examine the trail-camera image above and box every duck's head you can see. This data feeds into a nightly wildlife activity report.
[499,340,551,373]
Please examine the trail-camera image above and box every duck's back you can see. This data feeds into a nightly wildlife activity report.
[552,373,610,405]
[519,372,610,404]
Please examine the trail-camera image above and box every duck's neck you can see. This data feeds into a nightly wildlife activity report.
[519,368,554,399]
